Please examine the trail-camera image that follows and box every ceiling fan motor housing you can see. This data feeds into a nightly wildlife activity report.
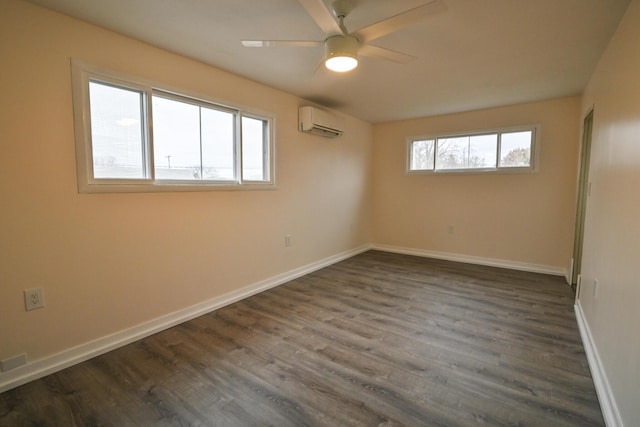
[325,35,358,60]
[324,35,359,71]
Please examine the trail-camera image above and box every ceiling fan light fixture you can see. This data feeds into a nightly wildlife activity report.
[324,35,358,72]
[325,55,358,72]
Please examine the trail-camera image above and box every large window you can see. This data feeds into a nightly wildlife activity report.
[408,126,538,174]
[72,60,274,192]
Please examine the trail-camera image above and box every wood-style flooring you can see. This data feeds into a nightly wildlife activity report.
[0,250,603,426]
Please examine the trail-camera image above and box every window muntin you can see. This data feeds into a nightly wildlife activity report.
[408,127,537,173]
[72,60,274,192]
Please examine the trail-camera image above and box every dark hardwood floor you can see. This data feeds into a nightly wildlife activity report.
[0,250,603,426]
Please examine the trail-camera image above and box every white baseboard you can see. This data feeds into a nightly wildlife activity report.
[0,244,370,393]
[574,301,622,427]
[371,244,567,277]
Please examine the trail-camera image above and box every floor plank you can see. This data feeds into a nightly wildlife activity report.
[0,250,604,426]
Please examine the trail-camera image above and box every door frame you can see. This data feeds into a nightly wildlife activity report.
[571,109,594,292]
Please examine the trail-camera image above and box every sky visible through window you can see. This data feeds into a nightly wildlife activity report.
[89,82,145,178]
[153,95,235,180]
[436,134,497,169]
[89,81,266,181]
[500,131,532,167]
[410,130,533,172]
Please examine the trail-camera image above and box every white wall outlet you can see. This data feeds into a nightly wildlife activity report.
[593,279,598,297]
[285,234,292,247]
[24,287,44,311]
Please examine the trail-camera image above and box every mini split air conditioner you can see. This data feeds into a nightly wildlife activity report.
[299,106,344,138]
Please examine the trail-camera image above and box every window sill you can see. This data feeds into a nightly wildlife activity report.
[406,166,538,176]
[78,181,277,194]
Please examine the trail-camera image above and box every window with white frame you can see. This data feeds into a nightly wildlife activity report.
[408,126,538,173]
[72,60,274,192]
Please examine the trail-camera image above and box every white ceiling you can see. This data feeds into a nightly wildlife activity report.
[28,0,630,123]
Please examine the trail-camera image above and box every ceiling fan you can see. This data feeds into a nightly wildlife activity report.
[241,0,445,72]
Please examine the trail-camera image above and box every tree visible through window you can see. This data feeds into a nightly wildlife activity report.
[409,127,537,173]
[500,131,532,167]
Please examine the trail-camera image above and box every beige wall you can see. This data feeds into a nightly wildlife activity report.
[0,0,371,366]
[4,1,636,418]
[579,0,640,424]
[371,97,581,271]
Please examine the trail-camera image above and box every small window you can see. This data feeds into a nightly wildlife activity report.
[152,94,236,181]
[241,116,270,181]
[71,60,275,192]
[435,134,497,170]
[499,131,533,168]
[408,126,538,174]
[410,139,435,171]
[89,81,147,179]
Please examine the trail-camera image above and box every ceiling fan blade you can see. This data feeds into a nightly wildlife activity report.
[354,0,446,43]
[359,44,416,64]
[298,0,343,35]
[241,40,323,48]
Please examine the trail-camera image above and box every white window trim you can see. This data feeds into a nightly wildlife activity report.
[71,59,276,193]
[406,125,540,175]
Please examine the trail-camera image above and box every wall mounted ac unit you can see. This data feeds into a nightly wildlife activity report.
[299,106,344,138]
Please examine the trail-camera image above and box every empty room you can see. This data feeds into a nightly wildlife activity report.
[1,0,639,425]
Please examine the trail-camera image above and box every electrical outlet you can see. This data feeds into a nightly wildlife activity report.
[593,279,598,297]
[24,288,44,311]
[447,225,455,234]
[285,234,292,247]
